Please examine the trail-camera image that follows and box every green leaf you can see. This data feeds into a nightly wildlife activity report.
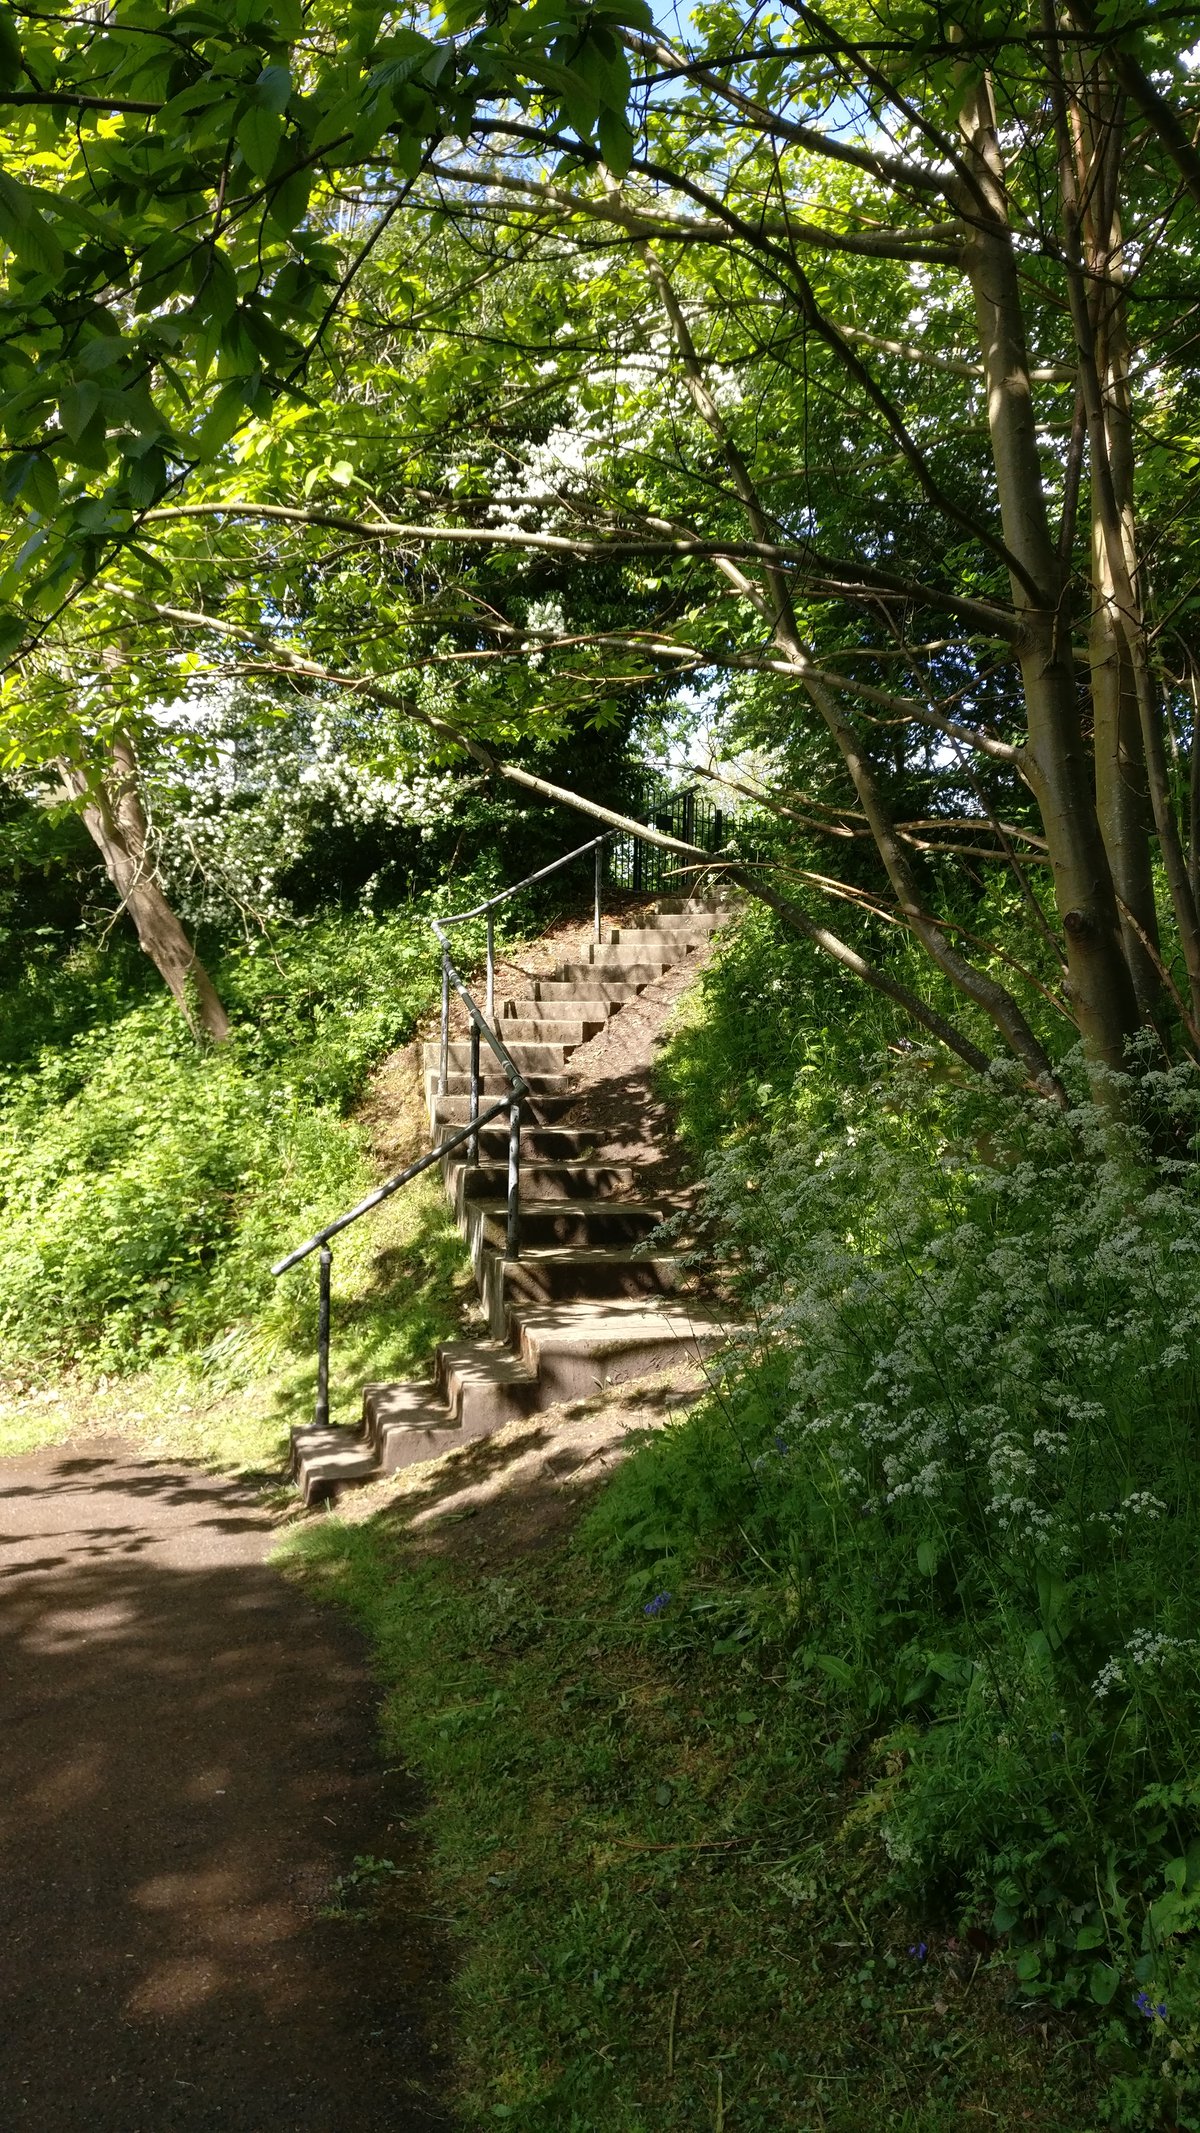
[237,104,284,180]
[1089,1961,1120,2006]
[0,608,27,660]
[25,453,59,516]
[256,63,291,113]
[0,172,63,276]
[916,1538,939,1576]
[268,165,313,232]
[814,1652,854,1688]
[125,445,168,508]
[0,7,23,90]
[597,106,634,178]
[59,381,101,443]
[194,380,248,459]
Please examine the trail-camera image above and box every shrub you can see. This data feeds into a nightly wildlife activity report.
[0,909,442,1369]
[597,1027,1200,2122]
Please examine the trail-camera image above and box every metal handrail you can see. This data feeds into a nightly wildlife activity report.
[435,829,613,1020]
[270,1095,520,1432]
[440,832,612,923]
[272,932,529,1435]
[273,804,685,1445]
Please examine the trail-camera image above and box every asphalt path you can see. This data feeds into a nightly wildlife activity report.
[0,1437,447,2132]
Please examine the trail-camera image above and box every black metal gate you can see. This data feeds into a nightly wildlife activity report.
[605,770,726,896]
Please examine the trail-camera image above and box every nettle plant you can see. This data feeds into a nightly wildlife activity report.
[700,1059,1200,2024]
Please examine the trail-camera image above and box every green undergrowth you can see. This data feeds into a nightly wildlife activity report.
[0,902,489,1464]
[279,1500,1101,2131]
[645,904,1200,2127]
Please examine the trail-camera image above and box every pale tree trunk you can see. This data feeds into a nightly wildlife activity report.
[956,69,1141,1078]
[1080,109,1160,1014]
[1051,29,1200,1030]
[637,232,1064,1095]
[59,734,230,1044]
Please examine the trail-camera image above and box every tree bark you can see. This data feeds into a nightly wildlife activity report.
[59,734,230,1044]
[1047,25,1200,1030]
[956,68,1141,1078]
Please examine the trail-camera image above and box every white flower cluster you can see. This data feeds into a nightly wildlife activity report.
[1093,1630,1196,1700]
[699,1059,1200,1586]
[144,690,460,927]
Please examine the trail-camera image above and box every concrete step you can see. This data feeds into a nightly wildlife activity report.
[423,1039,571,1073]
[360,1378,464,1473]
[598,929,709,953]
[503,996,616,1024]
[481,1247,683,1335]
[625,910,724,931]
[532,978,642,1004]
[497,1019,606,1047]
[655,896,736,915]
[468,1197,666,1253]
[291,1423,380,1508]
[426,1069,574,1104]
[434,1091,578,1126]
[440,1123,601,1160]
[435,1340,539,1432]
[515,1298,743,1404]
[602,916,715,937]
[557,959,670,984]
[452,1160,642,1203]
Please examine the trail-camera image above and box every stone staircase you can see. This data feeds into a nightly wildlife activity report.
[292,896,738,1505]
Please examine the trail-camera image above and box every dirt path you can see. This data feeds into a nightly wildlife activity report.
[0,1438,448,2133]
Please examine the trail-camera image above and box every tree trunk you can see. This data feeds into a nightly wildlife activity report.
[956,70,1141,1078]
[59,734,230,1044]
[1051,30,1200,1030]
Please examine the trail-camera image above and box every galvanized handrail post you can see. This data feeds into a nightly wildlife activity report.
[486,910,495,1021]
[439,949,450,1095]
[315,1244,332,1428]
[468,1022,480,1164]
[506,1093,522,1260]
[593,841,602,942]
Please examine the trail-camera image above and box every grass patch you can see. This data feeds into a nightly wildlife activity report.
[0,1163,476,1471]
[279,1485,1101,2132]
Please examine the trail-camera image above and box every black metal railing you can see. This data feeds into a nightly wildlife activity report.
[272,946,527,1432]
[605,771,726,896]
[271,832,612,1434]
[271,788,731,1439]
[434,830,612,1040]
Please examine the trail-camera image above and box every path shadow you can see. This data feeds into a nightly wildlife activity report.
[0,1444,450,2133]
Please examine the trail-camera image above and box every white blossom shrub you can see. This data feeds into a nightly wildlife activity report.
[143,686,463,928]
[593,1046,1200,2038]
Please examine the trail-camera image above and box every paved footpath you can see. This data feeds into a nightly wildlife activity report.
[0,1437,448,2133]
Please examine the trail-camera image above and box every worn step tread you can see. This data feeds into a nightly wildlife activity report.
[429,1071,575,1097]
[437,1340,537,1388]
[533,978,643,1001]
[453,1161,643,1201]
[515,1298,741,1343]
[363,1376,446,1430]
[423,1040,572,1068]
[504,995,617,1016]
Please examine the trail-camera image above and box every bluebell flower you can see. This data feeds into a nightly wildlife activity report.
[644,1591,672,1618]
[908,1942,928,1962]
[1134,1991,1168,2022]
